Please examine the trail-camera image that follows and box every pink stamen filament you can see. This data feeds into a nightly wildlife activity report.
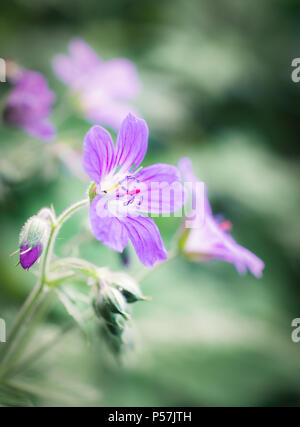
[219,220,232,232]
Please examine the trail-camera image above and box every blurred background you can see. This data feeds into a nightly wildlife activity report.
[1,0,300,406]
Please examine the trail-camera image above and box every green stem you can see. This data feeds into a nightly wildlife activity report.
[0,198,89,378]
[0,280,45,373]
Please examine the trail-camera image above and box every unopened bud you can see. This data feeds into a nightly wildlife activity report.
[106,314,126,337]
[112,273,148,303]
[18,215,50,270]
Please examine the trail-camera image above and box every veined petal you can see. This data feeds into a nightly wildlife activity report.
[121,214,167,267]
[89,195,128,252]
[114,113,148,173]
[136,163,187,214]
[83,125,115,183]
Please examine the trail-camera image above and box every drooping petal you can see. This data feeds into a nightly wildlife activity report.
[178,157,212,216]
[136,163,187,214]
[4,70,56,142]
[237,247,265,278]
[83,125,115,183]
[114,113,148,173]
[86,100,140,131]
[89,195,128,252]
[121,214,167,267]
[69,39,101,70]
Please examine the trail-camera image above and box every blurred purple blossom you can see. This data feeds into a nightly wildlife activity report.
[53,39,140,130]
[4,69,56,141]
[179,157,264,278]
[83,113,185,267]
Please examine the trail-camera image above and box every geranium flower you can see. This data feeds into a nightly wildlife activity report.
[83,113,185,267]
[19,243,42,270]
[3,69,56,141]
[178,157,264,277]
[16,215,50,270]
[53,39,140,130]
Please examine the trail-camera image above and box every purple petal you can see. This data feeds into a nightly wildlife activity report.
[83,125,115,183]
[98,59,140,99]
[121,214,167,267]
[69,39,101,69]
[113,114,148,173]
[20,242,42,269]
[4,70,56,141]
[86,101,140,131]
[52,39,101,87]
[24,119,56,141]
[184,206,264,277]
[89,195,128,252]
[136,163,187,213]
[178,157,212,216]
[179,157,264,277]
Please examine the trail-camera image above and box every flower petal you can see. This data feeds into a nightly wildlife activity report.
[89,195,128,252]
[52,39,101,87]
[136,163,187,213]
[83,125,115,183]
[20,243,42,270]
[184,215,264,277]
[69,38,101,69]
[99,59,140,99]
[114,113,148,173]
[121,214,167,267]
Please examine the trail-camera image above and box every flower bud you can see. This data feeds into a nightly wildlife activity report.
[18,216,50,270]
[88,182,97,203]
[106,314,126,337]
[112,273,148,303]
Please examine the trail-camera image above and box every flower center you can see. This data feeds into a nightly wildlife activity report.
[99,174,143,213]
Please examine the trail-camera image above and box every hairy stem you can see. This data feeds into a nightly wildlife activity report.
[0,198,89,379]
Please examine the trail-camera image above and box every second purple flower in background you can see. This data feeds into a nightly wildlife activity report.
[53,39,140,131]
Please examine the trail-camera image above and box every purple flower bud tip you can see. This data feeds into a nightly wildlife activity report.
[19,242,42,270]
[53,39,140,130]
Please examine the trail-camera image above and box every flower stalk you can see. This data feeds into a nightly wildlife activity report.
[0,198,89,379]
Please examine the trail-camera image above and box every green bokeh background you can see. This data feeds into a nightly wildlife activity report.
[1,0,300,406]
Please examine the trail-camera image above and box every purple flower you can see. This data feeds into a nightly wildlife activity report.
[19,242,42,270]
[178,157,264,278]
[4,69,56,141]
[53,39,140,130]
[83,114,185,267]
